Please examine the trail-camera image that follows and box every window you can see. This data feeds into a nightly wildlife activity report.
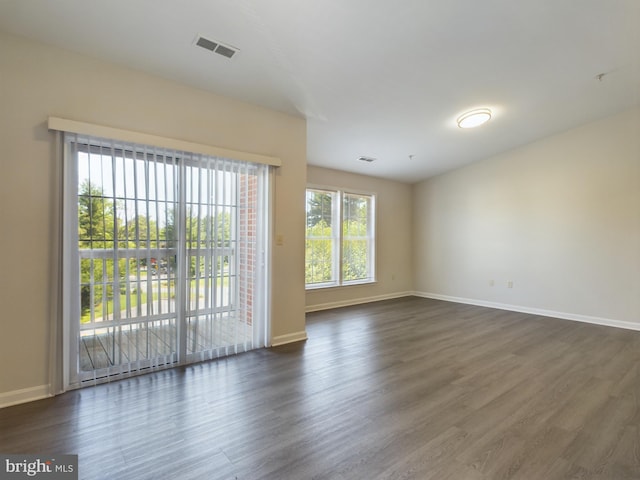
[63,132,271,387]
[305,188,375,288]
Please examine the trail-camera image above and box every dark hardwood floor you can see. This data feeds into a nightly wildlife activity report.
[2,297,639,479]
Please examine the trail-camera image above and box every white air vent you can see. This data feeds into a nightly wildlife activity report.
[194,35,239,59]
[358,156,376,163]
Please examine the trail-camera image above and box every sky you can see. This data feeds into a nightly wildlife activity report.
[78,151,241,226]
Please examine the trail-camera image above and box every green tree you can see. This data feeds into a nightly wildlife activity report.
[306,191,333,228]
[78,180,118,318]
[342,239,368,281]
[305,219,334,284]
[180,209,233,276]
[163,208,177,248]
[78,180,116,247]
[119,215,158,248]
[342,195,370,281]
[305,192,373,283]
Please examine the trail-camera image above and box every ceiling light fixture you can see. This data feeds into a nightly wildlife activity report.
[457,108,492,129]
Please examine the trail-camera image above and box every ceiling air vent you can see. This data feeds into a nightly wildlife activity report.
[358,156,376,163]
[194,35,239,59]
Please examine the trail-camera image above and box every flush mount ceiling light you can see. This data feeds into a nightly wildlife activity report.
[457,108,492,129]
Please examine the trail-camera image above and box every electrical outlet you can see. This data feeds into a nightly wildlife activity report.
[507,280,513,288]
[489,279,494,286]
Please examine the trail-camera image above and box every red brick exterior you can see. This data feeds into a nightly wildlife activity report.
[239,173,258,326]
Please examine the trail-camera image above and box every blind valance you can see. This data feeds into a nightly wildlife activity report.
[48,116,282,167]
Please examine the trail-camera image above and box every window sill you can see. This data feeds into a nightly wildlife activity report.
[306,279,377,291]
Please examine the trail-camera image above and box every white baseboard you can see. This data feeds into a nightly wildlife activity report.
[413,291,640,331]
[305,291,414,313]
[271,331,308,347]
[0,385,51,409]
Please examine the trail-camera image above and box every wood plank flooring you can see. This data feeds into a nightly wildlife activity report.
[2,297,639,479]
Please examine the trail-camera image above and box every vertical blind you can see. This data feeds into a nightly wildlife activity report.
[63,132,271,387]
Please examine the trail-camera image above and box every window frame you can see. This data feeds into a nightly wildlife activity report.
[62,133,272,388]
[305,185,376,290]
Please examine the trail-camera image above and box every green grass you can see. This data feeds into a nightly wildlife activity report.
[81,276,231,323]
[81,291,153,324]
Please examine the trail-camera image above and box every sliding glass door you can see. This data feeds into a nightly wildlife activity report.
[63,134,270,387]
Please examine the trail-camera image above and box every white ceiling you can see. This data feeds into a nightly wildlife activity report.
[1,0,638,183]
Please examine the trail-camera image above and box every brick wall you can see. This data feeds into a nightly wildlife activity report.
[238,172,258,326]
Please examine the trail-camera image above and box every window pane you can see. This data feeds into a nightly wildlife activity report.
[343,239,369,281]
[306,189,334,228]
[342,193,373,283]
[305,189,337,285]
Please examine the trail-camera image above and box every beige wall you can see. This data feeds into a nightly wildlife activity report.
[413,107,640,325]
[305,166,413,311]
[2,30,638,404]
[0,32,307,397]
